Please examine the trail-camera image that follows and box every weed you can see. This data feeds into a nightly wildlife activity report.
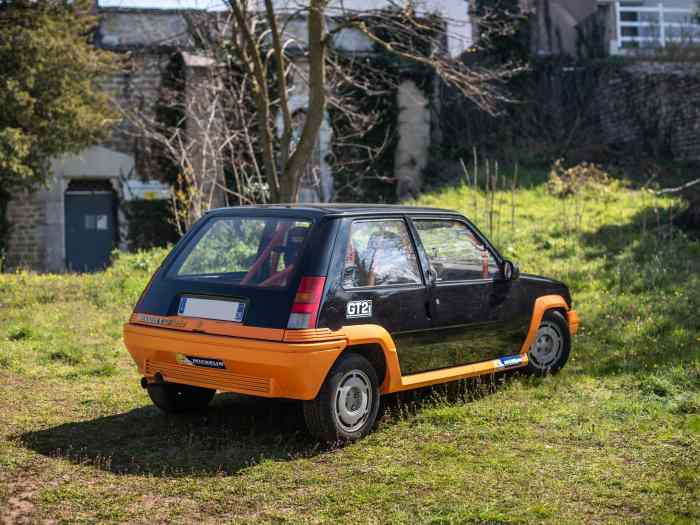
[47,349,83,366]
[8,326,31,341]
[546,159,621,198]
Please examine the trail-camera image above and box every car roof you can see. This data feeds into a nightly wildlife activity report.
[207,203,463,218]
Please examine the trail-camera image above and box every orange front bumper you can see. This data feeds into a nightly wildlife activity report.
[123,323,347,400]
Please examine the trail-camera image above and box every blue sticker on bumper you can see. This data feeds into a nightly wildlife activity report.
[496,355,525,368]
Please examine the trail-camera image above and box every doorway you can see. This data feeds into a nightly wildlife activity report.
[64,180,117,272]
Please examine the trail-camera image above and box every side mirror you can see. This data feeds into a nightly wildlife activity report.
[502,260,520,281]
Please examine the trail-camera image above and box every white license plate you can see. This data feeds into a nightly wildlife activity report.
[178,297,245,322]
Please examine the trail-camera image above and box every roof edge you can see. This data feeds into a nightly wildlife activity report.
[98,6,208,14]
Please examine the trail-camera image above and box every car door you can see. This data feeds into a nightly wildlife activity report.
[318,217,432,365]
[408,217,528,370]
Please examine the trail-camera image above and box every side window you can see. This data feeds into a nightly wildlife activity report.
[343,219,422,288]
[413,220,499,281]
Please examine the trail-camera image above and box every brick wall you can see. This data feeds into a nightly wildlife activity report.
[4,191,46,271]
[594,62,700,160]
[100,52,170,176]
[96,9,195,178]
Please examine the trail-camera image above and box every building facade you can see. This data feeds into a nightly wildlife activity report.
[600,0,699,55]
[4,2,472,272]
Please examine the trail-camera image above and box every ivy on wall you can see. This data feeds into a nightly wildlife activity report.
[123,199,179,251]
[474,0,531,65]
[0,189,9,269]
[430,1,626,170]
[327,59,399,203]
[328,38,434,203]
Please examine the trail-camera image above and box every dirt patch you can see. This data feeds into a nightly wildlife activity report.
[1,474,40,525]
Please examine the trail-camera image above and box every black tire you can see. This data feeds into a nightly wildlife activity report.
[147,382,216,414]
[303,353,380,443]
[523,310,571,376]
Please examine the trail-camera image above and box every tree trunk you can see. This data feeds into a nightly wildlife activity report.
[279,0,327,202]
[228,1,281,202]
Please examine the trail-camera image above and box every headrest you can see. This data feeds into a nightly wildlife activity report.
[286,226,308,247]
[367,229,402,252]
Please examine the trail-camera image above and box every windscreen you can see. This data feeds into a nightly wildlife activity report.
[168,216,312,288]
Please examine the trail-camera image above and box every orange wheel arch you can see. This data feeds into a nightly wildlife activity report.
[519,295,572,355]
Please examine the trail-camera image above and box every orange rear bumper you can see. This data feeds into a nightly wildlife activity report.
[123,323,347,400]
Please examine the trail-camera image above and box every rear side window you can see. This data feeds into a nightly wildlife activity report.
[169,216,312,288]
[343,219,422,288]
[413,219,499,281]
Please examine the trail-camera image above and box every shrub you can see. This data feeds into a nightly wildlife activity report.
[546,159,620,197]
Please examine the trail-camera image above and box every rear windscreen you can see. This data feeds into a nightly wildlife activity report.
[168,216,312,288]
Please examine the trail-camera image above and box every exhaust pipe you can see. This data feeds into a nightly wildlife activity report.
[140,373,164,389]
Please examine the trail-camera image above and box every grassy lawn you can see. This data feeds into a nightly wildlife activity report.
[1,172,699,524]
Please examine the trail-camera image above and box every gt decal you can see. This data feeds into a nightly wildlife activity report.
[495,355,525,368]
[346,300,372,319]
[176,353,226,369]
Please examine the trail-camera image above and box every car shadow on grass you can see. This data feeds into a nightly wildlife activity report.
[19,393,322,476]
[19,376,512,477]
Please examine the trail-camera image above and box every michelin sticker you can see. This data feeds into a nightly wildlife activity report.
[346,300,372,319]
[176,353,226,369]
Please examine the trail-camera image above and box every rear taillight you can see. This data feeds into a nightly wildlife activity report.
[287,276,326,329]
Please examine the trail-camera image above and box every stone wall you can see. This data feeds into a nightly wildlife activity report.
[425,58,700,197]
[100,53,169,160]
[594,62,700,160]
[4,191,46,271]
[92,8,196,164]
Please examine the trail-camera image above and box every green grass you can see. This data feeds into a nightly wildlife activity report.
[1,175,699,524]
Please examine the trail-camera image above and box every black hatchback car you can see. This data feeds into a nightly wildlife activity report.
[124,205,579,442]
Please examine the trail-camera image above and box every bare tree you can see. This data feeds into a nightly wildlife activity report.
[117,12,277,233]
[121,2,522,230]
[222,0,522,202]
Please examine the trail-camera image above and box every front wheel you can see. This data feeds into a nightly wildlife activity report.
[303,353,380,443]
[147,381,215,414]
[523,310,571,376]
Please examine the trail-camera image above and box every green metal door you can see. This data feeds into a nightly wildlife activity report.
[64,191,116,272]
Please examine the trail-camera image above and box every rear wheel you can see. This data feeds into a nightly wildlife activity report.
[524,310,571,376]
[147,381,216,414]
[303,353,380,443]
